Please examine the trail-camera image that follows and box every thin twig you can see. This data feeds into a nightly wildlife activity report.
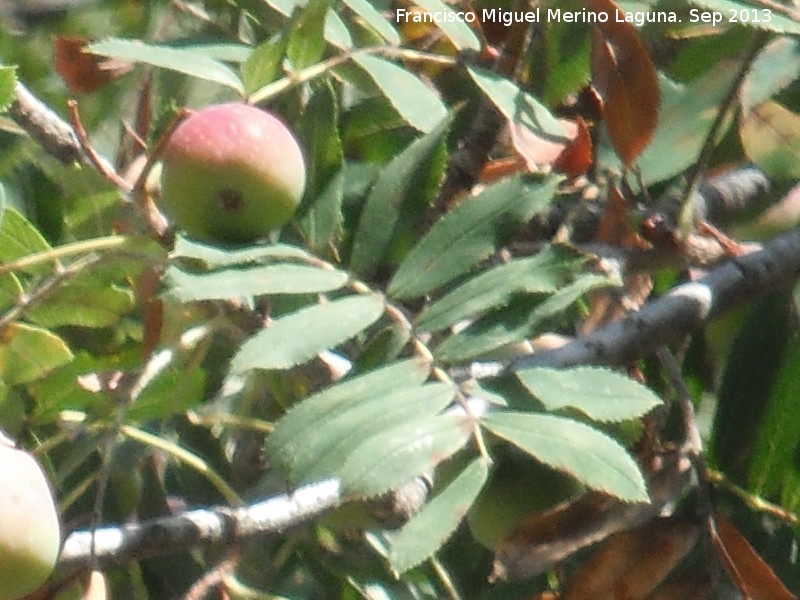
[67,99,133,192]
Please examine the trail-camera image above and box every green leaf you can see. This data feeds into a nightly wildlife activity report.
[263,0,353,49]
[0,273,22,312]
[416,245,583,332]
[351,54,448,133]
[87,39,244,94]
[164,263,347,302]
[482,411,648,502]
[467,66,564,138]
[434,271,614,362]
[337,413,472,497]
[297,82,344,252]
[342,0,401,44]
[0,322,73,385]
[741,38,800,116]
[242,35,288,95]
[404,0,480,51]
[350,115,452,276]
[287,0,330,70]
[267,357,432,462]
[127,366,206,421]
[280,382,456,484]
[748,336,800,503]
[388,177,558,300]
[516,366,661,422]
[231,294,385,371]
[389,458,489,574]
[0,65,17,112]
[614,70,736,184]
[26,283,134,328]
[170,238,312,267]
[0,208,52,269]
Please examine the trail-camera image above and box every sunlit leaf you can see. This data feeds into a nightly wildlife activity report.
[267,357,432,465]
[338,414,472,497]
[0,322,73,385]
[342,0,401,44]
[516,366,661,422]
[163,264,348,302]
[352,54,448,133]
[231,294,384,371]
[87,39,244,93]
[482,411,648,502]
[389,458,489,574]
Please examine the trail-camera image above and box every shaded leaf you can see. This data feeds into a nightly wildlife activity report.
[242,35,288,95]
[26,283,134,328]
[517,366,661,423]
[389,458,489,574]
[740,38,800,116]
[0,208,52,268]
[590,0,659,167]
[263,0,353,49]
[297,82,344,252]
[388,176,558,300]
[715,514,797,600]
[416,245,583,332]
[740,101,800,179]
[87,39,244,94]
[467,66,564,138]
[231,294,384,371]
[748,336,800,503]
[0,322,73,385]
[351,54,448,133]
[407,0,480,51]
[482,411,648,502]
[435,272,614,362]
[350,115,452,276]
[342,0,400,44]
[338,414,472,497]
[619,69,736,183]
[163,264,348,302]
[287,0,330,70]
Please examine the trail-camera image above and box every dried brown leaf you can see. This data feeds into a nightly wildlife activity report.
[589,0,660,167]
[715,514,797,600]
[53,36,132,94]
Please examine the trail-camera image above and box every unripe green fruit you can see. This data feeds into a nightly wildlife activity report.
[160,103,306,243]
[0,434,61,599]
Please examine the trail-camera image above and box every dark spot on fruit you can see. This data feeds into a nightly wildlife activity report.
[218,189,243,212]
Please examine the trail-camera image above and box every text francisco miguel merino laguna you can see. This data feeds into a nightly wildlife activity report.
[396,7,683,26]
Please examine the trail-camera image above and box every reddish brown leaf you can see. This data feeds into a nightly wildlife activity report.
[553,117,594,178]
[715,514,797,600]
[562,516,699,600]
[590,0,660,168]
[53,36,132,94]
[645,571,713,600]
[478,155,527,183]
[490,448,692,581]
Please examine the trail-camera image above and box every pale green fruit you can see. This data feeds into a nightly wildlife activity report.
[0,434,61,599]
[160,103,306,244]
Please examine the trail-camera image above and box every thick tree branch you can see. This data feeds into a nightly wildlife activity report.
[58,479,342,572]
[515,226,800,370]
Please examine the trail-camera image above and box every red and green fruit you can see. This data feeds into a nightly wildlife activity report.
[159,103,306,243]
[0,433,61,599]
